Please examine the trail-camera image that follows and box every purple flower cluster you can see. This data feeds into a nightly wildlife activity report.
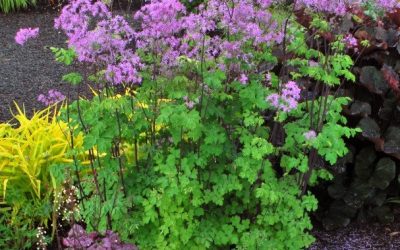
[343,34,358,51]
[239,74,248,85]
[134,0,282,68]
[54,0,400,90]
[134,0,189,67]
[54,0,141,85]
[55,0,133,62]
[134,0,186,45]
[266,81,301,112]
[15,27,39,45]
[105,56,142,85]
[183,95,197,109]
[297,0,348,15]
[200,0,283,62]
[37,89,66,106]
[53,0,284,87]
[297,0,400,15]
[50,0,283,87]
[206,0,281,45]
[375,0,400,11]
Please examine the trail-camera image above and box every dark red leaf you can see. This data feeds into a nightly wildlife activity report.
[381,64,400,97]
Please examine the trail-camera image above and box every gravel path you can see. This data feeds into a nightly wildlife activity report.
[309,215,400,249]
[0,11,84,122]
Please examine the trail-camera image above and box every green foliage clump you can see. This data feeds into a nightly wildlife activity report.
[47,1,364,248]
[0,206,42,250]
[0,105,85,249]
[61,74,318,250]
[57,24,360,249]
[0,0,36,13]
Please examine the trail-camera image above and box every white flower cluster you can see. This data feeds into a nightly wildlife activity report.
[54,183,81,225]
[36,226,47,250]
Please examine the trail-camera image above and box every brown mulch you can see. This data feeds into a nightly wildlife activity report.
[309,209,400,249]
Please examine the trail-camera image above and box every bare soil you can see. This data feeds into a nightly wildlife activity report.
[309,209,400,249]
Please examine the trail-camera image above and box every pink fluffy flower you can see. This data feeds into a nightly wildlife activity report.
[303,130,317,140]
[296,0,347,15]
[239,74,248,85]
[105,55,142,85]
[375,0,400,12]
[15,27,39,45]
[343,34,358,51]
[265,73,271,81]
[38,89,66,106]
[266,81,301,112]
[297,0,400,15]
[183,96,196,109]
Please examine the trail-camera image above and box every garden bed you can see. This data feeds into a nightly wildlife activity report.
[2,3,400,249]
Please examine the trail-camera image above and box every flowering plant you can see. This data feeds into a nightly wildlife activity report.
[17,0,400,248]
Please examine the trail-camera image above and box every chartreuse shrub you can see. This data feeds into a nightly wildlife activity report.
[0,0,36,13]
[45,0,365,249]
[0,105,81,201]
[0,104,86,249]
